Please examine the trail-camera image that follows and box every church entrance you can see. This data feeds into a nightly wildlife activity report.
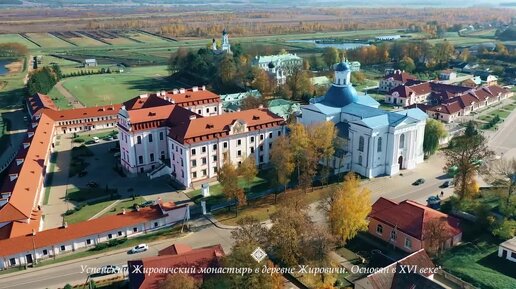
[398,156,403,170]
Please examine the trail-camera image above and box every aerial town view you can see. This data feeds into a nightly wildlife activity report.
[0,0,515,288]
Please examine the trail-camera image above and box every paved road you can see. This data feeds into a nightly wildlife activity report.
[0,217,233,289]
[487,105,516,159]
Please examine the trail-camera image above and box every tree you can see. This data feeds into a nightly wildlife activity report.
[288,123,309,181]
[444,132,493,199]
[240,156,258,192]
[251,68,273,96]
[240,93,267,110]
[492,219,516,240]
[322,47,340,68]
[464,120,478,137]
[459,48,471,62]
[398,56,416,73]
[286,67,313,100]
[423,119,447,157]
[423,217,450,256]
[158,273,199,289]
[224,243,282,289]
[325,172,372,245]
[218,158,246,214]
[486,158,516,217]
[219,55,237,83]
[434,41,455,65]
[270,136,295,195]
[231,217,268,247]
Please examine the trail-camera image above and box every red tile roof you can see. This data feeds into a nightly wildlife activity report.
[383,70,417,83]
[169,108,285,145]
[158,243,193,256]
[164,88,220,107]
[0,205,171,257]
[44,104,121,122]
[128,244,225,289]
[26,93,58,117]
[370,198,461,240]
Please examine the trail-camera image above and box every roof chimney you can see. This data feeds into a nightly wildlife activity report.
[122,208,126,215]
[173,89,179,94]
[135,205,140,212]
[32,229,36,236]
[192,86,198,92]
[179,88,186,94]
[202,85,206,91]
[63,222,68,228]
[139,93,148,99]
[189,115,197,120]
[258,104,264,109]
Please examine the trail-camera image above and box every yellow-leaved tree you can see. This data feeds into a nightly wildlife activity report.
[328,172,372,245]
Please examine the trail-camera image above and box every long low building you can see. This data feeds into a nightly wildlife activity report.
[0,202,189,269]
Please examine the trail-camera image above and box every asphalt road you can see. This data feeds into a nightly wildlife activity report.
[488,105,516,159]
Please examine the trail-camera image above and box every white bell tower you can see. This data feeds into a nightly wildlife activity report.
[334,61,351,86]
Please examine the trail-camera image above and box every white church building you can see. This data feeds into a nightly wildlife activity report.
[299,62,427,178]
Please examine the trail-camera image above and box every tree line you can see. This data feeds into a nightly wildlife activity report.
[27,64,62,95]
[0,43,28,58]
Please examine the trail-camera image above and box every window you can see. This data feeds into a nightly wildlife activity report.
[118,231,123,236]
[197,110,201,114]
[149,134,153,143]
[390,230,397,241]
[213,144,217,150]
[86,239,92,245]
[250,147,255,153]
[237,150,242,156]
[138,156,143,164]
[192,160,197,167]
[159,132,164,140]
[358,136,364,152]
[277,131,281,136]
[191,149,196,155]
[259,145,263,152]
[260,134,264,140]
[237,139,241,146]
[202,146,206,153]
[154,222,159,228]
[133,227,138,233]
[376,224,383,235]
[150,153,154,162]
[399,134,405,148]
[377,137,382,152]
[214,166,218,173]
[268,132,272,138]
[405,238,412,249]
[202,157,207,165]
[206,108,210,113]
[269,143,272,149]
[60,245,66,251]
[9,258,15,266]
[42,249,48,255]
[223,142,228,148]
[250,136,255,143]
[213,155,217,162]
[358,155,362,165]
[202,169,207,176]
[193,172,197,178]
[137,136,142,144]
[259,156,264,163]
[108,234,113,239]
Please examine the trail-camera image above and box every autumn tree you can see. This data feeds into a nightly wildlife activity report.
[486,158,516,217]
[324,172,372,245]
[270,136,295,195]
[308,122,337,186]
[459,48,471,62]
[423,217,450,256]
[240,93,267,110]
[423,119,447,157]
[444,130,493,200]
[218,158,246,214]
[286,66,313,100]
[240,156,258,192]
[158,273,199,289]
[231,217,268,247]
[289,123,309,180]
[434,40,455,66]
[219,55,237,83]
[224,243,282,289]
[251,67,273,96]
[322,47,340,68]
[398,56,416,73]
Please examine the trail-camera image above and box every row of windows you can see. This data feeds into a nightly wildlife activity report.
[58,116,114,126]
[138,151,165,164]
[190,155,268,180]
[357,134,405,153]
[190,131,280,155]
[376,224,412,249]
[194,106,218,115]
[136,132,164,144]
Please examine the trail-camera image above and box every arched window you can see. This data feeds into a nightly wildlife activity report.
[390,230,397,240]
[399,133,405,149]
[376,224,383,235]
[377,137,382,152]
[358,136,364,152]
[136,136,142,144]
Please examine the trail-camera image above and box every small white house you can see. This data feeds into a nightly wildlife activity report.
[84,59,97,67]
[498,237,516,263]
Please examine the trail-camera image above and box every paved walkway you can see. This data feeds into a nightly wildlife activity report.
[55,81,84,108]
[42,136,74,229]
[88,200,121,220]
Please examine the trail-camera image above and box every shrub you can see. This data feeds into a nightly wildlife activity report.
[73,138,85,143]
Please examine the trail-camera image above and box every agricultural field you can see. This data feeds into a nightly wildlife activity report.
[121,31,171,44]
[25,33,73,48]
[0,34,38,48]
[54,65,176,106]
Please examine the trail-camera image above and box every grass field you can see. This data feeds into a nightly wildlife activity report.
[439,237,516,289]
[66,36,107,47]
[47,85,73,109]
[64,196,145,224]
[0,34,39,48]
[0,57,27,109]
[59,65,174,106]
[25,33,73,48]
[102,37,137,46]
[122,31,171,44]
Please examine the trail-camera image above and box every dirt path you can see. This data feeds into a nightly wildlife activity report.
[55,81,85,108]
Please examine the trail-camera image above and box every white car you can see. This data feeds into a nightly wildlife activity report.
[92,137,100,143]
[129,244,148,254]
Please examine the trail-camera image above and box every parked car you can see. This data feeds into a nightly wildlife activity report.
[92,137,100,143]
[440,181,450,188]
[129,244,148,254]
[412,178,425,186]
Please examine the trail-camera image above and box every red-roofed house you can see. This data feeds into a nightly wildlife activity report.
[368,198,462,253]
[128,244,224,289]
[118,89,286,187]
[379,70,417,93]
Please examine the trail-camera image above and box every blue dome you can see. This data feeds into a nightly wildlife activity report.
[335,62,350,72]
[320,85,358,107]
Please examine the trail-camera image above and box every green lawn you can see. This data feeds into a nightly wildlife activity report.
[66,186,118,202]
[64,196,146,224]
[46,86,73,109]
[43,152,58,205]
[74,129,118,142]
[60,65,173,106]
[122,31,171,44]
[0,57,27,108]
[438,238,516,289]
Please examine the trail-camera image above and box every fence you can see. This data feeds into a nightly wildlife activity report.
[437,269,479,289]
